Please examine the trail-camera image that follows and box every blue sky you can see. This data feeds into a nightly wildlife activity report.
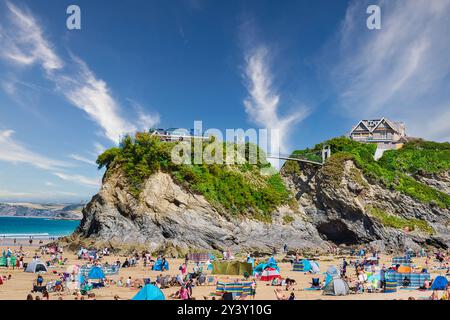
[1,0,449,202]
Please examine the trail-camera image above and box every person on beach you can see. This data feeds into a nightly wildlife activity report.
[186,279,193,296]
[342,258,348,276]
[180,286,189,300]
[380,265,387,291]
[36,275,43,286]
[251,280,257,299]
[179,263,187,276]
[441,285,450,300]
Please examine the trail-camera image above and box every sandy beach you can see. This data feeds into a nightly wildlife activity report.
[1,243,448,301]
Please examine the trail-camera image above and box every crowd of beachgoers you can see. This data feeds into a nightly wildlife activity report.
[1,243,450,301]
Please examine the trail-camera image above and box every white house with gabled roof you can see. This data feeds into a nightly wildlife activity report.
[349,118,408,158]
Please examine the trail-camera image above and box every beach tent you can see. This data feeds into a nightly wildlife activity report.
[324,266,340,286]
[292,259,320,273]
[322,278,350,296]
[212,261,252,276]
[326,265,340,277]
[293,259,311,272]
[132,284,165,300]
[25,260,47,273]
[88,266,105,279]
[152,259,169,271]
[431,276,449,290]
[267,257,277,265]
[254,260,279,274]
[310,261,320,274]
[260,267,281,281]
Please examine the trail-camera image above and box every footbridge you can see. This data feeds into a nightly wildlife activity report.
[267,146,331,166]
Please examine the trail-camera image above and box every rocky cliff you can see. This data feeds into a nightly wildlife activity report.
[281,139,450,251]
[74,169,326,254]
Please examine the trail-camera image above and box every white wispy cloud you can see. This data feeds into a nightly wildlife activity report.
[243,46,309,154]
[331,0,450,141]
[0,2,160,143]
[56,56,141,143]
[53,172,100,188]
[1,2,63,72]
[0,129,70,170]
[69,154,97,166]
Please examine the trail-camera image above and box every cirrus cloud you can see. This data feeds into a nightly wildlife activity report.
[330,0,450,141]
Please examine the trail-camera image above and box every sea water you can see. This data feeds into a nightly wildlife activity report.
[0,216,80,239]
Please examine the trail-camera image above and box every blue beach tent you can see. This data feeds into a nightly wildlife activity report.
[324,266,340,286]
[431,276,448,290]
[152,259,169,271]
[253,256,280,276]
[132,284,165,300]
[301,259,312,271]
[88,266,105,280]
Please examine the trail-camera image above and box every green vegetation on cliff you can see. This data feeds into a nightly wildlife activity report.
[366,206,434,234]
[97,133,292,222]
[287,137,450,208]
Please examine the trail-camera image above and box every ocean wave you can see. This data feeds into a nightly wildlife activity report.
[0,233,51,239]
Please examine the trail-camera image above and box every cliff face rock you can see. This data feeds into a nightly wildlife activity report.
[281,160,450,251]
[75,168,327,254]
